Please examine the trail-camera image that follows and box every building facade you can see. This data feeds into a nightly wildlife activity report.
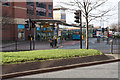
[2,1,53,41]
[53,7,66,22]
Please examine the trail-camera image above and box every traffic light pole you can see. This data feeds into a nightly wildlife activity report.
[74,10,82,49]
[29,19,32,50]
[79,10,82,49]
[33,27,35,50]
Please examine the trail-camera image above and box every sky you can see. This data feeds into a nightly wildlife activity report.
[53,0,120,27]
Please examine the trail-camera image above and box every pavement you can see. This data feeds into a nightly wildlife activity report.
[1,40,80,52]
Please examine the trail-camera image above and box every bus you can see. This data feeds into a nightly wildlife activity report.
[72,30,80,40]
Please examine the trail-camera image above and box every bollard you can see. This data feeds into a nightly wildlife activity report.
[110,40,113,54]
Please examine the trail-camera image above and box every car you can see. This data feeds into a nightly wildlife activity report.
[114,32,120,36]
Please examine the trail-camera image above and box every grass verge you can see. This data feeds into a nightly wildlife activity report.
[2,49,103,64]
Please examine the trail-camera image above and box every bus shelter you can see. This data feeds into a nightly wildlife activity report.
[27,19,70,41]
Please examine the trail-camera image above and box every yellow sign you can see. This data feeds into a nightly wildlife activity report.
[31,37,33,41]
[43,24,50,28]
[82,35,83,40]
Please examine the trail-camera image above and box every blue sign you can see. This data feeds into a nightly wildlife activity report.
[37,27,40,31]
[43,28,46,31]
[18,24,25,29]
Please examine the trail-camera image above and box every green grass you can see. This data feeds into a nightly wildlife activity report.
[1,49,103,65]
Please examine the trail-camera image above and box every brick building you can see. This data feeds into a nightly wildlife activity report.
[2,0,53,41]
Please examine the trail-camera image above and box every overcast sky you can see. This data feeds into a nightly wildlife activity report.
[53,0,120,27]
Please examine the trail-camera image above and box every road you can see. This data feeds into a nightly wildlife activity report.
[16,62,119,78]
[59,38,120,54]
[2,38,120,54]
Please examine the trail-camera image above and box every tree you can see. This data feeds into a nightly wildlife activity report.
[60,0,113,49]
[2,10,15,26]
[109,23,118,32]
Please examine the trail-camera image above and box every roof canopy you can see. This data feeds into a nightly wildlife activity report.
[31,19,78,27]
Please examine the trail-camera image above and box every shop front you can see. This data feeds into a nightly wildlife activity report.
[36,24,54,41]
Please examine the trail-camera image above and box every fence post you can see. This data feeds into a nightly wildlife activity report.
[110,40,113,54]
[15,38,17,51]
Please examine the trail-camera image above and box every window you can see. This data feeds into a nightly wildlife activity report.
[27,2,34,15]
[61,14,66,19]
[48,5,53,18]
[27,9,34,15]
[48,13,52,18]
[2,2,10,6]
[27,2,34,6]
[36,11,46,17]
[48,5,52,10]
[36,2,46,9]
[36,2,47,17]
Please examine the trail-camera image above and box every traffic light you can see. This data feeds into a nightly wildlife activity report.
[25,21,29,28]
[104,27,108,31]
[74,10,81,23]
[32,21,36,28]
[102,28,104,33]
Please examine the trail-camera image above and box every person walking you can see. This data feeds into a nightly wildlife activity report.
[49,39,53,48]
[53,36,57,47]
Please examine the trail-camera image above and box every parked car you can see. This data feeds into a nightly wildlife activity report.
[114,32,120,36]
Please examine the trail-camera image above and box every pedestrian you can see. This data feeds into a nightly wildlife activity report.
[53,36,57,47]
[49,39,53,48]
[37,35,40,40]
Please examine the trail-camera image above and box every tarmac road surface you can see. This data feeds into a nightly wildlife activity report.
[16,62,119,78]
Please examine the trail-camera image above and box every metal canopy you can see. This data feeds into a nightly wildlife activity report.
[30,19,75,26]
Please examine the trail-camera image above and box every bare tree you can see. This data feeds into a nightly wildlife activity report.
[60,0,113,49]
[109,23,118,32]
[2,9,14,25]
[2,17,14,25]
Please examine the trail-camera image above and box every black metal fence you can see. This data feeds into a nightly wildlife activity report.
[2,40,31,52]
